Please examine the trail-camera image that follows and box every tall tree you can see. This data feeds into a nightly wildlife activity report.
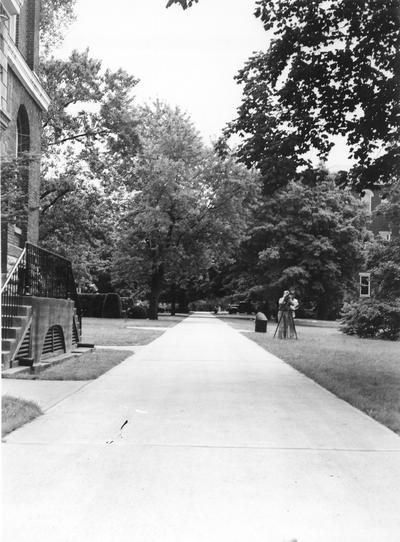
[113,102,255,319]
[168,0,400,193]
[40,0,76,55]
[232,177,369,319]
[228,0,400,192]
[38,50,140,285]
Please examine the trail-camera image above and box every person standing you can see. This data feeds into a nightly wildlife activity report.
[277,290,297,339]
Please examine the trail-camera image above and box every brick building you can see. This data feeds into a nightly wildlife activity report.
[1,0,49,273]
[1,0,82,370]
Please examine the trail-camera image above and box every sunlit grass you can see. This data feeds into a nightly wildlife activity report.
[81,315,186,346]
[220,316,400,435]
[13,349,132,381]
[2,395,42,436]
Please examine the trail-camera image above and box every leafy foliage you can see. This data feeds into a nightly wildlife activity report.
[102,293,122,318]
[232,176,368,319]
[166,0,198,8]
[340,299,400,340]
[40,0,76,55]
[78,294,107,317]
[1,152,33,226]
[127,305,148,319]
[38,50,140,287]
[223,0,400,192]
[113,101,256,318]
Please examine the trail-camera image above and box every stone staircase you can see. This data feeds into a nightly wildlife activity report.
[1,303,32,369]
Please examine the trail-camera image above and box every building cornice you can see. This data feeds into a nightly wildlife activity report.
[1,0,24,16]
[5,33,50,111]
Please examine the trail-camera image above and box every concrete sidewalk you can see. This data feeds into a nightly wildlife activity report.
[2,314,400,542]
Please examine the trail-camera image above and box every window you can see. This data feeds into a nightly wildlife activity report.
[378,231,391,242]
[8,13,16,41]
[16,105,30,155]
[359,273,371,298]
[0,6,17,42]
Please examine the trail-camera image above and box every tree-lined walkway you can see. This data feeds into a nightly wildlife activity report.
[3,314,400,541]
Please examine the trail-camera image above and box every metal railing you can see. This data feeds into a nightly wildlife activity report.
[1,245,27,331]
[1,242,82,335]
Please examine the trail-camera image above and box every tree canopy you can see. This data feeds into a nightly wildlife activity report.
[40,0,76,55]
[230,1,400,192]
[113,102,256,318]
[168,0,400,193]
[38,50,140,287]
[230,176,369,318]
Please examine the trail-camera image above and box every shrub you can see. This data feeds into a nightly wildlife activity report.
[120,297,134,312]
[340,299,400,340]
[78,294,106,317]
[102,293,122,318]
[127,305,147,319]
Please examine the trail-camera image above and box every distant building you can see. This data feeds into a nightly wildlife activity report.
[1,0,82,370]
[361,189,393,241]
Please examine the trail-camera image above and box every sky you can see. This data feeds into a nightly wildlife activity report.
[57,0,353,170]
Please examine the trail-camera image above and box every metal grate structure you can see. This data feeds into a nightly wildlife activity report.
[1,242,82,335]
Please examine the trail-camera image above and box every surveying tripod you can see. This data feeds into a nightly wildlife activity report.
[273,309,298,339]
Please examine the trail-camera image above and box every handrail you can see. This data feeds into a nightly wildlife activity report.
[25,242,71,262]
[2,242,82,340]
[1,246,26,293]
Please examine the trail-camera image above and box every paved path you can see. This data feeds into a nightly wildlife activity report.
[2,315,400,542]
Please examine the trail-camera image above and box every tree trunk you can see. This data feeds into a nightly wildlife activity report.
[316,299,330,320]
[148,265,164,320]
[170,284,176,316]
[148,291,160,320]
[178,289,189,314]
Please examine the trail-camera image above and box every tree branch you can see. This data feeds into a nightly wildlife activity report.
[47,130,109,146]
[40,188,72,214]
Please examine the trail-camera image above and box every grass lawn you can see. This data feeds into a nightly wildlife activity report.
[81,315,186,346]
[220,316,400,435]
[12,349,132,380]
[2,395,42,437]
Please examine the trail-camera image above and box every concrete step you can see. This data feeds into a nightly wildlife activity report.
[1,305,31,317]
[2,339,16,351]
[2,327,20,339]
[1,315,26,328]
[1,351,11,367]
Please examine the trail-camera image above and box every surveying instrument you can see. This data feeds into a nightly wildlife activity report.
[273,296,298,339]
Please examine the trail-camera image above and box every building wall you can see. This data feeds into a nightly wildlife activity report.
[3,66,41,243]
[362,189,393,239]
[1,0,47,274]
[17,0,39,71]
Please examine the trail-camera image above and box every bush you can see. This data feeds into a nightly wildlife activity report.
[340,299,400,340]
[102,293,122,318]
[127,305,147,319]
[120,297,134,312]
[78,294,106,317]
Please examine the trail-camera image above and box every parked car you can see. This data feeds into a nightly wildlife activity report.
[227,304,239,314]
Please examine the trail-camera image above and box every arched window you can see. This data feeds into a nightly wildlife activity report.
[16,105,30,156]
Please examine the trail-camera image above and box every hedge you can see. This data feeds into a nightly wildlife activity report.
[102,293,122,318]
[78,293,122,318]
[340,299,400,340]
